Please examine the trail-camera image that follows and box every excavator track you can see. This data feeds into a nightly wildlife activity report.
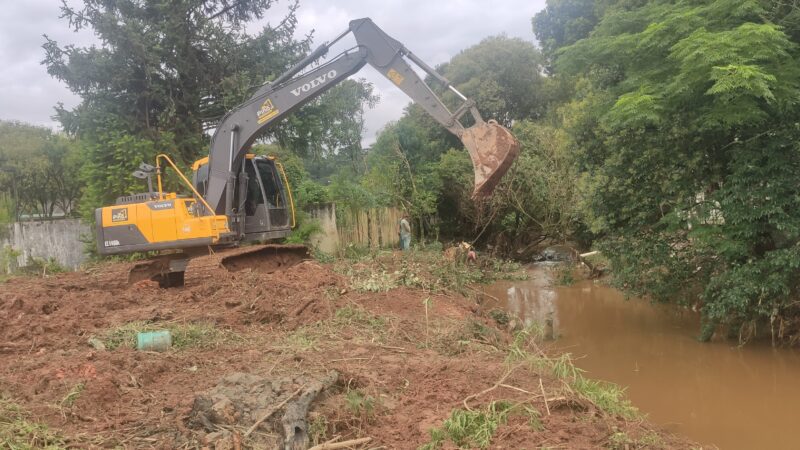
[218,244,310,273]
[127,244,310,288]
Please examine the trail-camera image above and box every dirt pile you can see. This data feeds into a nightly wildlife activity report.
[0,251,700,449]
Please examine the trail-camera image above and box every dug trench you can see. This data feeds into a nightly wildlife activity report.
[0,250,699,449]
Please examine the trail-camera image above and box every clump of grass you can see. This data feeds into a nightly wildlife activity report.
[0,396,67,449]
[307,414,329,446]
[488,309,510,326]
[59,383,84,408]
[485,258,528,281]
[344,389,378,419]
[334,305,386,332]
[421,401,513,450]
[275,305,390,352]
[504,328,638,419]
[554,264,575,285]
[350,270,398,292]
[549,353,637,418]
[427,319,504,356]
[103,321,234,351]
[278,329,319,352]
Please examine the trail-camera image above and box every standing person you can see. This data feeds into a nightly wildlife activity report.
[399,214,411,251]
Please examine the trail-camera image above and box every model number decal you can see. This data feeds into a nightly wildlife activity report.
[104,240,120,247]
[111,208,128,222]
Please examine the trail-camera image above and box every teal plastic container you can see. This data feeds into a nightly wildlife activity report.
[136,330,172,352]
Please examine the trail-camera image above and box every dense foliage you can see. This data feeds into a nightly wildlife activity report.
[539,0,800,343]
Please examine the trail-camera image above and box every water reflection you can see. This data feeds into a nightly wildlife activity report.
[482,266,800,450]
[505,284,559,339]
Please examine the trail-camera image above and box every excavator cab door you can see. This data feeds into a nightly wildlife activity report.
[239,157,291,240]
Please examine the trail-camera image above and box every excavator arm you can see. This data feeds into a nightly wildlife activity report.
[204,18,519,216]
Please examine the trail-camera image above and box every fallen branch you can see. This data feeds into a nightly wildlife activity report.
[539,378,550,416]
[462,366,517,411]
[308,437,372,449]
[243,385,304,437]
[466,285,502,303]
[498,384,536,396]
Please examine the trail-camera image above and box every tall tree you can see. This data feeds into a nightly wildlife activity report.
[0,121,84,219]
[43,0,373,217]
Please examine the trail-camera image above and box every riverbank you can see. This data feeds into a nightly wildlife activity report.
[0,250,699,448]
[483,264,800,450]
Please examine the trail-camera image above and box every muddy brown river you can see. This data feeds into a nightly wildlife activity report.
[482,266,800,449]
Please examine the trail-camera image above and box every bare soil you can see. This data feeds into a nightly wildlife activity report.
[0,251,699,449]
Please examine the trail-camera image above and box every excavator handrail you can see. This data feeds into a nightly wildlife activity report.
[272,159,297,229]
[155,154,216,216]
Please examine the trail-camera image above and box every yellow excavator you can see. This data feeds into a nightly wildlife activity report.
[95,18,520,286]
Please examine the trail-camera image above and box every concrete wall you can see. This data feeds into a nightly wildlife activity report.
[1,219,89,271]
[308,203,340,254]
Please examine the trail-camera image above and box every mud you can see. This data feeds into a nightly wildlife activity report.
[0,252,698,449]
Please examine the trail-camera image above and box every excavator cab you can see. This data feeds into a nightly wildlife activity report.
[192,154,295,242]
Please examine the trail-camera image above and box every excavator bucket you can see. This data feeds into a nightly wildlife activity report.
[460,120,520,198]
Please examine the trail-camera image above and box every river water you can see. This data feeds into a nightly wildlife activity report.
[481,266,800,449]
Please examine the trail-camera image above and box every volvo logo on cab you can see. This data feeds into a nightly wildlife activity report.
[291,70,337,96]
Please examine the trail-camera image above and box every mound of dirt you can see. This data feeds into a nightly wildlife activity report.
[0,257,342,351]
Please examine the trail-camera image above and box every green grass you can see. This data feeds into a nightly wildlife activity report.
[103,321,235,351]
[0,396,66,450]
[505,328,638,419]
[607,429,664,449]
[308,414,329,446]
[59,383,84,408]
[334,305,387,333]
[335,249,527,295]
[278,329,319,352]
[272,305,390,353]
[344,389,378,419]
[420,401,514,450]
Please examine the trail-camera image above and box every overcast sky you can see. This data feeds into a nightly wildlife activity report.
[0,0,545,144]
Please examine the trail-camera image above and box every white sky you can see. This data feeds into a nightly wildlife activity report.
[0,0,545,144]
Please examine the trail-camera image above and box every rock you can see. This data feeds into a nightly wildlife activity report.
[204,430,234,450]
[211,397,238,425]
[87,337,107,351]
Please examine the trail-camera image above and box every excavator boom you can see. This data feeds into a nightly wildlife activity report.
[203,18,519,218]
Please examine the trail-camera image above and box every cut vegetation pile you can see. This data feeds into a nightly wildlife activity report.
[0,249,698,448]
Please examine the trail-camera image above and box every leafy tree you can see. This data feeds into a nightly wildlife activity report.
[273,79,379,164]
[0,121,84,220]
[532,0,609,64]
[440,36,549,123]
[43,0,375,218]
[553,0,800,343]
